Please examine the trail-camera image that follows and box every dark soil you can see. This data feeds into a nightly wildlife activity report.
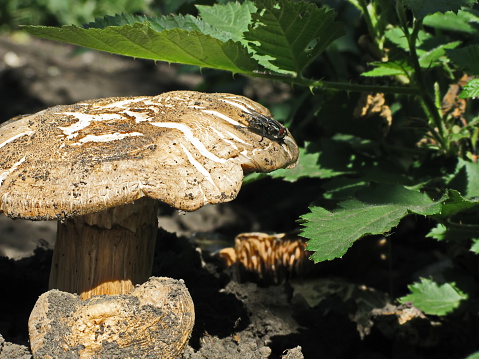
[0,34,477,359]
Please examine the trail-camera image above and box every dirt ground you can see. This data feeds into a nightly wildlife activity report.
[0,34,477,359]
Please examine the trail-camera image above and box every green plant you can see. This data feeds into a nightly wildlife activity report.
[0,0,150,30]
[21,0,479,345]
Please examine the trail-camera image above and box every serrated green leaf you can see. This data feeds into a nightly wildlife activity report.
[385,27,431,55]
[322,178,369,200]
[427,223,447,240]
[88,13,231,42]
[36,0,149,26]
[399,278,467,315]
[302,201,406,262]
[196,1,257,43]
[423,9,479,34]
[418,41,461,68]
[460,78,479,99]
[465,352,479,359]
[245,0,344,75]
[404,0,476,20]
[84,14,149,28]
[384,27,461,68]
[436,189,479,218]
[447,45,479,75]
[470,238,479,253]
[427,222,479,243]
[302,183,479,262]
[23,23,258,74]
[269,145,350,182]
[301,184,441,262]
[362,61,412,77]
[447,159,479,198]
[355,183,442,215]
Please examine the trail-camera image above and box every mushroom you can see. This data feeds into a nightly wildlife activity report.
[217,232,312,284]
[0,91,299,358]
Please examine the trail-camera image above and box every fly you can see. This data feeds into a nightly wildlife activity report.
[245,111,287,141]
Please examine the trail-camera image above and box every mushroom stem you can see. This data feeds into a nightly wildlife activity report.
[49,197,159,300]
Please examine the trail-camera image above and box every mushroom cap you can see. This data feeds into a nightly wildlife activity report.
[0,91,298,220]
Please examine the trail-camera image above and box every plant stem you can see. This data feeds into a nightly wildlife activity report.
[248,71,420,95]
[396,2,447,150]
[358,0,379,46]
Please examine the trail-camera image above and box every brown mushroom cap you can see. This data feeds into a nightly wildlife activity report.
[0,91,298,220]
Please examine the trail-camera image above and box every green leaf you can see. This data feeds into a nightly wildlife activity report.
[423,9,479,34]
[301,184,441,262]
[447,159,479,198]
[269,145,352,182]
[196,1,257,43]
[418,41,461,68]
[436,189,479,218]
[427,223,448,241]
[322,178,369,200]
[84,13,231,41]
[465,352,479,359]
[37,0,150,26]
[382,29,460,68]
[470,239,479,254]
[23,23,258,74]
[362,61,412,77]
[399,278,467,315]
[404,0,476,20]
[385,27,432,55]
[427,222,479,243]
[460,78,479,99]
[302,183,479,262]
[245,0,345,76]
[447,45,479,75]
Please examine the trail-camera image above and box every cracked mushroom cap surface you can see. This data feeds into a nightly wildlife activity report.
[0,91,298,220]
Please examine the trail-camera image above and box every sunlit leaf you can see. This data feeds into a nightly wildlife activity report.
[24,23,258,74]
[245,0,344,75]
[301,184,442,262]
[399,278,467,315]
[460,78,479,99]
[196,1,257,43]
[404,0,476,20]
[362,61,412,77]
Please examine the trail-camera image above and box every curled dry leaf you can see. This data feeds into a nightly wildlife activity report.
[441,74,472,125]
[217,232,312,284]
[371,303,439,348]
[353,93,392,136]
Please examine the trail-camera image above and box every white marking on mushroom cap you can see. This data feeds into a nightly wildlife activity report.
[58,112,123,139]
[101,97,149,109]
[221,96,260,110]
[149,122,227,164]
[224,131,252,145]
[219,99,253,114]
[201,110,245,128]
[180,144,216,187]
[70,132,144,146]
[209,127,239,150]
[0,130,35,150]
[240,149,252,160]
[0,156,26,185]
[122,110,152,123]
[280,136,296,159]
